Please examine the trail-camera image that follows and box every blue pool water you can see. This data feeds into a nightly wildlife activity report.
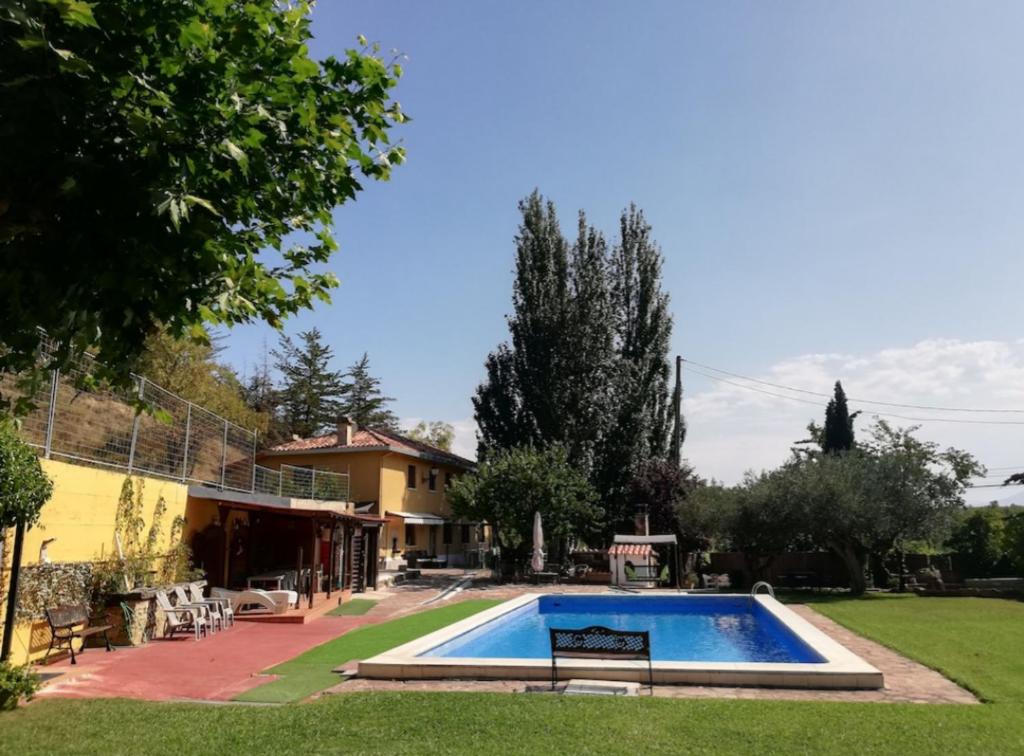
[421,595,825,663]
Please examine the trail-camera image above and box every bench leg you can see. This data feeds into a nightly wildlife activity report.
[104,629,113,652]
[69,640,77,665]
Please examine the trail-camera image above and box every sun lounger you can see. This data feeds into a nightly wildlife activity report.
[210,587,297,615]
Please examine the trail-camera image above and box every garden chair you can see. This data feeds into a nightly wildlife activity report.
[188,583,234,627]
[154,590,207,640]
[172,585,222,633]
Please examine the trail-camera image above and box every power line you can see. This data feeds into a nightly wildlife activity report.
[968,482,1024,489]
[683,358,1024,414]
[686,366,1024,426]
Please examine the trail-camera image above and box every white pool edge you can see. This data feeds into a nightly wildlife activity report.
[358,592,884,689]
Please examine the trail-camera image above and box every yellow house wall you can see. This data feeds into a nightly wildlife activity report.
[0,459,189,666]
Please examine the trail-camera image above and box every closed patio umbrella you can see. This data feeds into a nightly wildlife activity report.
[531,511,545,573]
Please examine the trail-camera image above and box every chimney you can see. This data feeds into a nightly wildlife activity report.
[337,416,355,446]
[634,502,649,537]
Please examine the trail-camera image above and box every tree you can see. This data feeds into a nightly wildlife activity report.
[473,193,675,538]
[136,330,269,433]
[0,421,53,661]
[340,353,399,430]
[823,381,858,454]
[273,329,346,439]
[947,507,1008,578]
[0,1,406,396]
[629,459,700,541]
[448,445,601,575]
[406,421,455,452]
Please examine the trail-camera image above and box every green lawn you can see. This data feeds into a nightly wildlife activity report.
[804,593,1024,703]
[325,598,377,616]
[234,599,501,703]
[2,595,1023,755]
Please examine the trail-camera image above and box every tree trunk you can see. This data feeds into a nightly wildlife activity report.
[830,541,867,595]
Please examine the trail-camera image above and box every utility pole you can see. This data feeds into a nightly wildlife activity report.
[669,355,683,467]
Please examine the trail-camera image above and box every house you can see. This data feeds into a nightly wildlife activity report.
[257,418,483,569]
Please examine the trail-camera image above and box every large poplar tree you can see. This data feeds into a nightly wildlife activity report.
[474,192,678,538]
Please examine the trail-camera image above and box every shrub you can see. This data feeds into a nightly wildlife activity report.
[0,662,40,711]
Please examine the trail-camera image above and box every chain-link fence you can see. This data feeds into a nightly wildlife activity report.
[1,338,347,502]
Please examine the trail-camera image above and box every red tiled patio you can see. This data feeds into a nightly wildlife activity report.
[35,614,374,702]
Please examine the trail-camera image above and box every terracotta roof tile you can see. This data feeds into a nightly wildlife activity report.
[265,426,474,469]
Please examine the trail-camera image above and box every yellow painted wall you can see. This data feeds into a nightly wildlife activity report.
[0,459,189,665]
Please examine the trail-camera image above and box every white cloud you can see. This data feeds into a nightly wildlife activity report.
[682,339,1024,505]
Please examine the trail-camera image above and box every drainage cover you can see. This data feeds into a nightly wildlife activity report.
[563,679,639,697]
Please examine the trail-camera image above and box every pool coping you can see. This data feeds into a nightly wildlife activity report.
[357,592,884,689]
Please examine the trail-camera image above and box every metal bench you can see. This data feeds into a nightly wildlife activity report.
[549,625,653,692]
[44,604,113,664]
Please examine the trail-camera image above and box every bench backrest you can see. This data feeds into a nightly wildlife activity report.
[45,604,89,629]
[550,625,651,661]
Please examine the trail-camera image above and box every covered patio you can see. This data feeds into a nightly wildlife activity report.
[186,487,383,618]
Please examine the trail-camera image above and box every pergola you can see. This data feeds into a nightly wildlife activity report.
[610,534,681,589]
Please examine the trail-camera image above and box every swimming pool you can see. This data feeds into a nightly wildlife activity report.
[358,593,883,689]
[421,594,825,663]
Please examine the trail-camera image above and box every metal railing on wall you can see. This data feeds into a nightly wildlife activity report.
[2,337,349,503]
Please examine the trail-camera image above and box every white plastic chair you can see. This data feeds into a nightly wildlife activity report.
[173,585,222,633]
[189,583,234,627]
[155,590,207,640]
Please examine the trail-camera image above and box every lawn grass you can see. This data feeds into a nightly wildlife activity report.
[801,593,1024,703]
[234,599,501,703]
[2,692,1022,755]
[325,598,377,616]
[2,594,1023,755]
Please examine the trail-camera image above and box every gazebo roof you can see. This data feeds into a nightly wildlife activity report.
[608,543,653,557]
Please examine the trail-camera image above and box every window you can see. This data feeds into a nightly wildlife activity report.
[407,464,417,489]
[460,524,470,543]
[428,468,438,491]
[443,523,452,545]
[405,525,415,546]
[445,472,454,489]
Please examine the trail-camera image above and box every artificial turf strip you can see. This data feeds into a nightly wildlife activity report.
[234,599,501,703]
[4,693,1023,756]
[325,598,377,616]
[804,593,1024,704]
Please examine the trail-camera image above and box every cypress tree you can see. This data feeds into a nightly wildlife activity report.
[823,380,857,454]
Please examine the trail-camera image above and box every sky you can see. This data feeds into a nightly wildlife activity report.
[219,1,1024,504]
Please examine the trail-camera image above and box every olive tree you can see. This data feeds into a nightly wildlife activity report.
[0,421,54,660]
[448,445,601,575]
